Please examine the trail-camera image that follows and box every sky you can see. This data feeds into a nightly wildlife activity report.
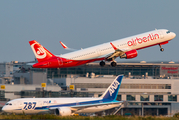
[0,0,179,63]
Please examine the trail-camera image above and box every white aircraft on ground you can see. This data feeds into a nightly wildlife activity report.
[29,29,176,68]
[2,75,123,116]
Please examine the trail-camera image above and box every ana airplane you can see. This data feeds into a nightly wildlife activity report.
[2,75,123,116]
[29,29,176,68]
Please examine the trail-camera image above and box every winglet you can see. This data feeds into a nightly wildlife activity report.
[60,41,68,49]
[60,41,77,51]
[110,42,118,50]
[100,75,123,100]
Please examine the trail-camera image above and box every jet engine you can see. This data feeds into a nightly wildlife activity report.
[120,49,138,59]
[55,107,72,116]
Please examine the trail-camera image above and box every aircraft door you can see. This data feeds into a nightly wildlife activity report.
[96,48,101,56]
[57,58,63,66]
[76,101,79,106]
[38,101,43,106]
[43,100,49,107]
[158,31,164,39]
[18,101,24,109]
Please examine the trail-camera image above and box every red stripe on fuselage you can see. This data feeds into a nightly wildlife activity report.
[33,57,105,68]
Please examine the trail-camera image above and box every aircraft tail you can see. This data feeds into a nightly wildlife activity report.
[100,75,123,100]
[29,40,55,63]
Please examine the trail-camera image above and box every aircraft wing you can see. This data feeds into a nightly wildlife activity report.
[49,100,123,111]
[105,42,126,61]
[71,101,123,110]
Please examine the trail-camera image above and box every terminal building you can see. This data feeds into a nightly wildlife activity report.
[58,76,178,116]
[0,61,179,116]
[47,61,179,79]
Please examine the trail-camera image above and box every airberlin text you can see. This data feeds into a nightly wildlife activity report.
[109,80,120,96]
[127,33,159,46]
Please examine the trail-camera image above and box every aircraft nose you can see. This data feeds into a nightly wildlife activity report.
[2,106,6,112]
[2,106,11,112]
[171,32,176,39]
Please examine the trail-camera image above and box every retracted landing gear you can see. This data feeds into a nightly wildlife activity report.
[159,44,164,52]
[100,61,105,67]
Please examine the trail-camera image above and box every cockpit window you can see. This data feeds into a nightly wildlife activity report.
[5,103,12,105]
[166,31,170,34]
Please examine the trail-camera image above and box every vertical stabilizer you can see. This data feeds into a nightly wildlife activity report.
[100,75,123,100]
[29,40,55,63]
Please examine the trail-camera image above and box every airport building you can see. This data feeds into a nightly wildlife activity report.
[1,61,179,116]
[57,76,179,116]
[47,61,179,79]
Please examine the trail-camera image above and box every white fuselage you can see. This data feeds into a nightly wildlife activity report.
[59,29,175,60]
[2,97,121,114]
[1,75,124,115]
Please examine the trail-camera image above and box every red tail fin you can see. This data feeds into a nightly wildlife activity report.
[29,40,55,62]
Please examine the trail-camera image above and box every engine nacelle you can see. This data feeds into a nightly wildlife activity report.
[120,49,138,59]
[56,107,72,116]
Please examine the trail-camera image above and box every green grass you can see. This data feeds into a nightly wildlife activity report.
[0,114,179,120]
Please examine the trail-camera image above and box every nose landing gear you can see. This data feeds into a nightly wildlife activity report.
[159,44,164,52]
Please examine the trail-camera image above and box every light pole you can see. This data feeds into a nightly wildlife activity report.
[141,102,144,117]
[74,75,78,91]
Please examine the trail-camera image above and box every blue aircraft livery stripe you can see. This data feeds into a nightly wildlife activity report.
[34,99,113,110]
[34,75,123,110]
[4,75,124,113]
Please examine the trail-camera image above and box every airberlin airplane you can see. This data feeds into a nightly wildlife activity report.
[29,29,176,68]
